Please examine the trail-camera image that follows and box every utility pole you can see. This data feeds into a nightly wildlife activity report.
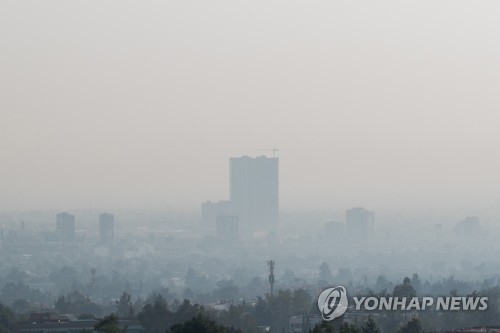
[267,259,275,296]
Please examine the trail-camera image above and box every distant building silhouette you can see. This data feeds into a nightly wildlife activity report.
[99,213,114,244]
[230,155,279,233]
[216,214,239,238]
[201,200,232,235]
[346,207,374,242]
[456,216,481,239]
[56,212,75,242]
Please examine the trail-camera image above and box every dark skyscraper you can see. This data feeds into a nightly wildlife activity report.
[230,155,279,232]
[99,213,114,244]
[56,212,75,242]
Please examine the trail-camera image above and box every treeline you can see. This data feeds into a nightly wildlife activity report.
[353,276,500,332]
[2,268,500,332]
[92,311,424,333]
[0,289,310,333]
[132,289,312,333]
[2,264,500,313]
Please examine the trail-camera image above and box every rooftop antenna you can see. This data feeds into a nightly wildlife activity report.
[255,147,279,158]
[267,259,275,296]
[90,268,97,288]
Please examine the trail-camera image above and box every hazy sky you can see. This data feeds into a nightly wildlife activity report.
[1,1,500,212]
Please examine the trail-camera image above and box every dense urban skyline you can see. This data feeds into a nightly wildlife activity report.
[2,1,500,332]
[2,1,500,212]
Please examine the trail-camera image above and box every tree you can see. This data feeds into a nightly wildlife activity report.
[168,313,226,333]
[361,317,380,333]
[477,286,500,326]
[172,299,205,325]
[319,262,333,285]
[95,314,121,333]
[310,321,334,333]
[55,296,70,313]
[411,274,421,293]
[116,292,134,318]
[399,318,422,333]
[183,289,195,301]
[137,295,171,333]
[11,299,31,314]
[54,291,103,317]
[339,322,359,333]
[376,275,390,291]
[292,289,312,314]
[254,296,271,326]
[0,304,14,333]
[392,277,416,307]
[1,282,43,305]
[267,289,293,333]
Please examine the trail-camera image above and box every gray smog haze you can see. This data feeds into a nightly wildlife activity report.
[1,0,500,212]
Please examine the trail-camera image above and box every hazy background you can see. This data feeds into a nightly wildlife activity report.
[1,0,500,212]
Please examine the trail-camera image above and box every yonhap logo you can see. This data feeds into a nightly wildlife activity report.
[317,286,487,321]
[318,286,348,321]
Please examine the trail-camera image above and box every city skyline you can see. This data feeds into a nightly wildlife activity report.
[1,1,500,332]
[0,148,498,216]
[202,155,278,235]
[2,1,500,213]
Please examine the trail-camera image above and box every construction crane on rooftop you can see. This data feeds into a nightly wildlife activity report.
[255,147,279,158]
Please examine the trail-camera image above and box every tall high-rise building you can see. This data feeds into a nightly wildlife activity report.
[99,213,114,244]
[56,212,75,242]
[346,207,374,241]
[230,155,279,232]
